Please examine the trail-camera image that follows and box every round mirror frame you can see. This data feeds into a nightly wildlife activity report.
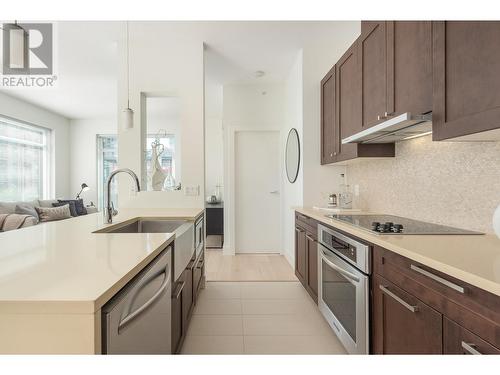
[285,128,300,184]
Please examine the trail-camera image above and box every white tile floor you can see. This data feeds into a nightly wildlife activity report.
[181,281,347,355]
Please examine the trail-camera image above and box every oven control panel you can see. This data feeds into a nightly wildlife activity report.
[318,224,370,274]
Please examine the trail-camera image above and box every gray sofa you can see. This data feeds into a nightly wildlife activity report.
[0,199,98,231]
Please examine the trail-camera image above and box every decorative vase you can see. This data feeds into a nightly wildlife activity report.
[494,204,500,239]
[151,143,166,191]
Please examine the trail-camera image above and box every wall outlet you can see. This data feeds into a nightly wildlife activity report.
[354,184,360,197]
[184,185,200,196]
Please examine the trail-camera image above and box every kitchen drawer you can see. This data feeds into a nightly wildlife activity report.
[373,246,500,348]
[444,317,500,354]
[295,213,318,238]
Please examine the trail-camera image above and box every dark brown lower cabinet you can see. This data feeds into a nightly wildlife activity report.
[444,318,500,355]
[372,245,500,354]
[305,233,318,303]
[294,226,307,285]
[373,274,443,354]
[172,249,204,354]
[294,213,318,303]
[171,278,185,354]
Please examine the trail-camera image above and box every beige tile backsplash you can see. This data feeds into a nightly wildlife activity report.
[347,135,500,233]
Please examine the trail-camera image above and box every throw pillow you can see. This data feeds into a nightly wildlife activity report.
[35,205,72,222]
[58,199,87,216]
[52,201,78,217]
[15,204,40,223]
[38,199,59,208]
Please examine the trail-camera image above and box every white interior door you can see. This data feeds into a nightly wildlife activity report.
[235,130,280,253]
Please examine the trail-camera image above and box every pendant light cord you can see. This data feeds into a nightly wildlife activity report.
[126,21,130,109]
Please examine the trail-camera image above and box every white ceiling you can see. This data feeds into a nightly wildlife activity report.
[0,21,121,120]
[0,21,357,120]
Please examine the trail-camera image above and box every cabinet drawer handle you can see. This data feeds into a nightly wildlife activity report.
[461,341,482,355]
[379,285,419,313]
[410,264,465,294]
[173,281,185,299]
[306,234,317,242]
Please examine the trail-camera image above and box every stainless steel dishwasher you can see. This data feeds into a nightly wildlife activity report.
[102,247,172,354]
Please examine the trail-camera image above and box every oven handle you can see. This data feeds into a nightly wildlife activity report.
[320,249,360,283]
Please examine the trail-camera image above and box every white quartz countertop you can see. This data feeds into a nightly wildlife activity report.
[0,208,204,314]
[296,207,500,297]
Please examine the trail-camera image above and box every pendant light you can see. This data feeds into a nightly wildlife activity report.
[122,21,134,130]
[9,22,25,69]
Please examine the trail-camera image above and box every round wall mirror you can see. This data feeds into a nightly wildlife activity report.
[285,128,300,183]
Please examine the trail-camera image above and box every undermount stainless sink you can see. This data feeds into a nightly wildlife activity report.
[97,219,189,234]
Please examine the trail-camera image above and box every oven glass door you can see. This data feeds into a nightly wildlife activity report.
[319,244,369,354]
[322,256,357,340]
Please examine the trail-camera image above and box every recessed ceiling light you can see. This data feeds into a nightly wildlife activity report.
[255,70,265,78]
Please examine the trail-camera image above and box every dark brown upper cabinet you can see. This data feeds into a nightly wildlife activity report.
[359,21,388,129]
[320,66,337,164]
[387,21,432,117]
[335,40,394,162]
[359,21,432,129]
[432,21,500,141]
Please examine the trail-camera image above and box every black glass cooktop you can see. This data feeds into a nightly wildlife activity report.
[326,214,482,235]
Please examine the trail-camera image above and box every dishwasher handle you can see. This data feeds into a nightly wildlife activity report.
[118,263,171,333]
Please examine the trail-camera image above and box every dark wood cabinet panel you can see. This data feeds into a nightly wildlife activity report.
[444,318,500,354]
[433,21,500,140]
[306,233,318,303]
[320,66,336,164]
[295,226,307,285]
[295,213,319,303]
[171,280,184,354]
[373,274,443,354]
[359,21,388,129]
[387,21,432,116]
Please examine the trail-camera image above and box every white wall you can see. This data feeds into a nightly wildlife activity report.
[69,118,116,206]
[117,22,205,208]
[302,22,361,207]
[222,83,285,254]
[281,51,304,267]
[0,92,71,199]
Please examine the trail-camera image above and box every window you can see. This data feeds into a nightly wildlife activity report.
[0,117,51,201]
[145,134,176,190]
[97,135,118,210]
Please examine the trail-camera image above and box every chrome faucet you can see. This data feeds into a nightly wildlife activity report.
[105,168,141,223]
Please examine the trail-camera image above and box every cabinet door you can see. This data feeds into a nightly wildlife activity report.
[373,275,443,354]
[294,226,307,285]
[359,21,388,129]
[335,41,361,161]
[433,21,500,140]
[171,280,185,354]
[182,265,194,333]
[444,317,500,354]
[305,233,318,303]
[387,21,432,117]
[320,66,337,164]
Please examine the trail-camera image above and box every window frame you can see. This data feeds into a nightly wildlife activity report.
[96,134,118,210]
[0,115,52,202]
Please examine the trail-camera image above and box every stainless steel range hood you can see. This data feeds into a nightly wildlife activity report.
[342,113,432,144]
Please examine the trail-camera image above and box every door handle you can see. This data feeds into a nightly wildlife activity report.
[118,264,171,333]
[321,250,360,282]
[461,341,482,355]
[379,285,419,313]
[269,190,279,194]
